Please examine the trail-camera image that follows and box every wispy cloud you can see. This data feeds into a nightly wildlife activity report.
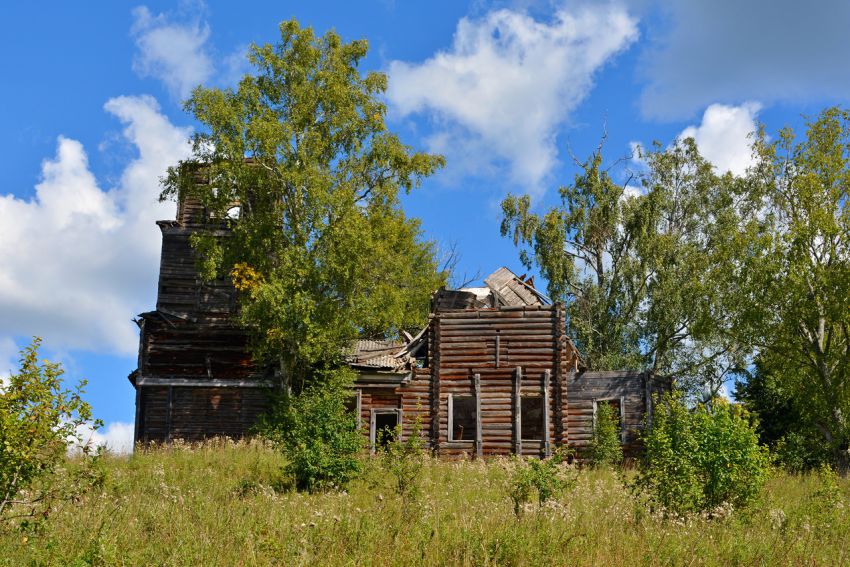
[0,337,17,388]
[75,421,135,455]
[131,2,214,100]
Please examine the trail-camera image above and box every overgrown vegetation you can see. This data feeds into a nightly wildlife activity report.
[255,370,363,492]
[2,442,849,565]
[160,19,449,492]
[0,338,103,526]
[507,447,576,516]
[634,392,770,515]
[378,418,426,506]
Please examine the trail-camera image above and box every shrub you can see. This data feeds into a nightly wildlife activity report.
[257,368,363,492]
[588,401,624,468]
[508,447,576,516]
[380,417,426,505]
[0,338,103,526]
[773,431,830,473]
[634,391,770,516]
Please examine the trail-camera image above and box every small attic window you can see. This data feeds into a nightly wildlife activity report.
[226,206,241,220]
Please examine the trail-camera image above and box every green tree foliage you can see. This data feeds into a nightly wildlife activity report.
[501,150,643,370]
[501,139,746,393]
[161,20,446,392]
[634,392,770,515]
[256,368,363,492]
[588,401,623,468]
[0,338,103,524]
[734,359,829,472]
[727,108,850,471]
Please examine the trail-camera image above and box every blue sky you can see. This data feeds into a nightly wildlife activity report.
[2,0,849,451]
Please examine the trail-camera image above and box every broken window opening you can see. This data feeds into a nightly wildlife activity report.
[449,395,477,442]
[521,395,545,441]
[370,409,400,452]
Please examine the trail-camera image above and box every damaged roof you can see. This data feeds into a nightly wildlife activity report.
[432,266,550,312]
[346,267,558,374]
[345,339,410,373]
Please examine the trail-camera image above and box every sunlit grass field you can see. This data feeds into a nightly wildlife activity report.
[2,440,848,566]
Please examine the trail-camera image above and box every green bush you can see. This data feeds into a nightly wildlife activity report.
[380,417,426,505]
[0,338,103,525]
[635,392,770,515]
[257,368,363,492]
[508,447,576,516]
[588,401,624,468]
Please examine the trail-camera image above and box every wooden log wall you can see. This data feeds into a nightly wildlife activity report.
[427,306,574,457]
[401,368,432,441]
[137,385,270,443]
[134,212,264,444]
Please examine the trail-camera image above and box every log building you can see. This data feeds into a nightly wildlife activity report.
[129,198,667,456]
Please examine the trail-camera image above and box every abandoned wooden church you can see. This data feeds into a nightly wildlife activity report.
[129,196,667,456]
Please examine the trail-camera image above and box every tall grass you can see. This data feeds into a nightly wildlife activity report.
[1,440,848,565]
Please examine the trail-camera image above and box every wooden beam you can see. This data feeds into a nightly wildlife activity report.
[513,367,522,455]
[431,317,441,452]
[447,393,454,441]
[135,376,273,388]
[369,410,376,454]
[133,385,142,448]
[355,389,362,430]
[543,369,551,457]
[620,395,627,444]
[166,385,173,443]
[474,372,483,458]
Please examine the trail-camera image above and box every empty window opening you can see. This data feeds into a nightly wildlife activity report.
[521,396,545,441]
[450,395,477,442]
[373,412,398,450]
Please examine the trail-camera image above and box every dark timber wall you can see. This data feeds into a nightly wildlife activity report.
[131,206,270,444]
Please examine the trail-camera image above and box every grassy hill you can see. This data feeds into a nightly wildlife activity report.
[1,441,848,565]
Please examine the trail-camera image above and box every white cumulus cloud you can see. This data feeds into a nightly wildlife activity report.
[679,102,760,176]
[387,3,639,196]
[0,95,191,357]
[131,3,213,100]
[74,421,136,455]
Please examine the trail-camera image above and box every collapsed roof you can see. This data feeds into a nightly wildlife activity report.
[347,267,551,375]
[431,266,549,311]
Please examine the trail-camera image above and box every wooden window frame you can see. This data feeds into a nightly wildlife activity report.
[513,368,552,456]
[520,395,545,443]
[447,393,476,443]
[369,408,402,454]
